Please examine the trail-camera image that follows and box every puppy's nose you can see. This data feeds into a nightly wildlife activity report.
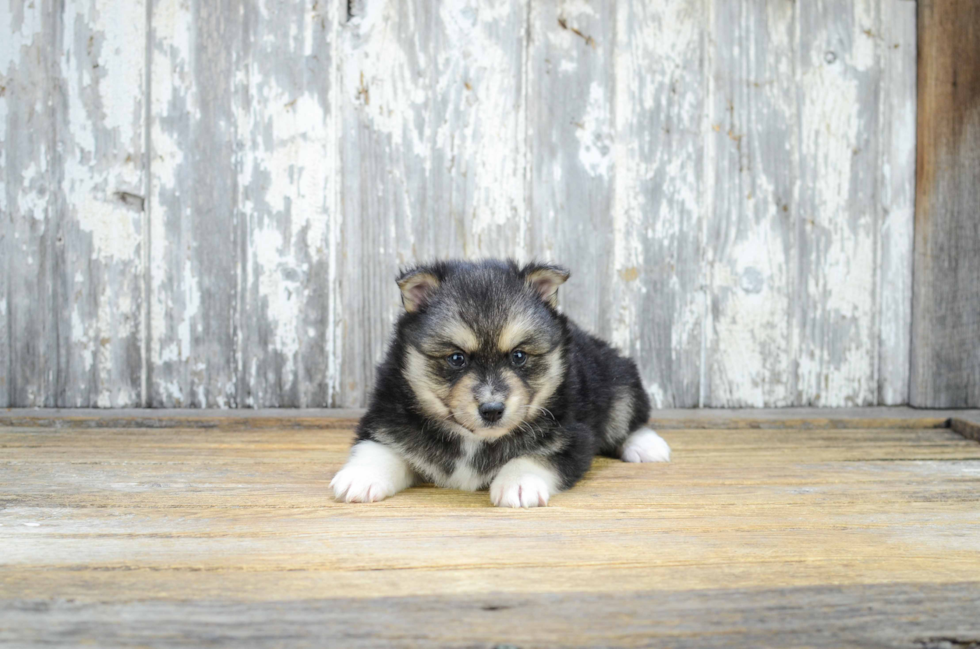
[478,401,505,424]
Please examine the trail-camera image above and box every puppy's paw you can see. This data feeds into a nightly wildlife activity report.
[330,464,398,503]
[489,457,559,509]
[620,427,671,463]
[330,440,417,503]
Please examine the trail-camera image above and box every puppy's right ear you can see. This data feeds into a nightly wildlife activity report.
[397,267,441,312]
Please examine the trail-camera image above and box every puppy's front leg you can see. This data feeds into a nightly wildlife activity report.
[331,440,419,503]
[489,456,560,509]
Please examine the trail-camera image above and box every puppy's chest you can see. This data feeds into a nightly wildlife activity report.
[413,437,489,491]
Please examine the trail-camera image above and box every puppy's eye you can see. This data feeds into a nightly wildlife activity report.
[511,350,528,367]
[447,352,467,368]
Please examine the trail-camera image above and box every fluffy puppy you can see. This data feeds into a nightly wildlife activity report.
[331,259,671,508]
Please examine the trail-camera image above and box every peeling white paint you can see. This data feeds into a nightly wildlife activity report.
[798,31,876,406]
[2,0,917,409]
[575,82,612,178]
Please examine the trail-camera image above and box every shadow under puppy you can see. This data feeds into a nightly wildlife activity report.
[332,259,671,508]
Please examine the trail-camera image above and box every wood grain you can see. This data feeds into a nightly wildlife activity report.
[1,0,146,407]
[3,583,980,648]
[338,0,530,407]
[148,0,244,407]
[2,2,923,408]
[4,406,973,430]
[703,0,796,407]
[526,0,615,340]
[235,0,342,407]
[1,416,979,645]
[795,0,881,407]
[910,0,980,407]
[876,0,917,405]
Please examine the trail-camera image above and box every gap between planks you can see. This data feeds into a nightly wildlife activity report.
[2,407,980,435]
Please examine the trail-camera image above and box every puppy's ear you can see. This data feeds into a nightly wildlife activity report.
[397,267,441,312]
[522,263,570,307]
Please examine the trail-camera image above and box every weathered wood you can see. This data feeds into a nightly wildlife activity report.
[2,2,923,409]
[607,0,704,408]
[795,0,882,406]
[703,0,797,407]
[148,0,244,407]
[0,1,51,408]
[148,0,342,408]
[910,0,980,408]
[0,0,146,407]
[234,0,342,407]
[4,407,972,430]
[526,1,615,340]
[3,583,980,648]
[1,417,979,646]
[876,0,917,405]
[338,0,529,407]
[951,416,980,444]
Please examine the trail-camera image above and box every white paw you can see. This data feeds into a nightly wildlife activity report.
[489,457,559,509]
[620,427,671,463]
[330,464,397,503]
[330,440,417,503]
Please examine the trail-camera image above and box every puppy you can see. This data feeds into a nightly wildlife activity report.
[331,259,671,508]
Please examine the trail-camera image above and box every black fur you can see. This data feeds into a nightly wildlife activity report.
[354,259,651,492]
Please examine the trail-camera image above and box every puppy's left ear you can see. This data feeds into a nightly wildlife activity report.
[397,267,441,312]
[522,263,570,307]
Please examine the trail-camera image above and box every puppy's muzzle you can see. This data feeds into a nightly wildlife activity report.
[478,401,505,425]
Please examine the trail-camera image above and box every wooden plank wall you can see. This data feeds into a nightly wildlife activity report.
[1,0,920,409]
[910,0,980,408]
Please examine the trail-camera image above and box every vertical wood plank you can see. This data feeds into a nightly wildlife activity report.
[339,0,528,406]
[795,0,880,406]
[910,0,980,407]
[60,0,147,407]
[610,0,704,408]
[1,0,145,407]
[525,1,615,339]
[703,0,798,407]
[876,0,915,405]
[1,2,49,407]
[236,0,341,407]
[148,0,244,407]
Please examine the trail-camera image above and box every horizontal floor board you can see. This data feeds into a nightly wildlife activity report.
[1,415,979,646]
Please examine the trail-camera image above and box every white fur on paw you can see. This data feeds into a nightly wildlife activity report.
[330,440,416,503]
[620,427,671,463]
[489,457,559,509]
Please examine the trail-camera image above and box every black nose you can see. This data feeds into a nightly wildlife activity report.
[478,401,505,424]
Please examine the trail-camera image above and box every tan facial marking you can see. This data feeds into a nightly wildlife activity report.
[497,314,535,353]
[446,373,480,429]
[440,318,479,353]
[528,348,565,413]
[404,347,451,420]
[447,367,532,440]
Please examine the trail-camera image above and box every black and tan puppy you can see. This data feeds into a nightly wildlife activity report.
[331,259,671,508]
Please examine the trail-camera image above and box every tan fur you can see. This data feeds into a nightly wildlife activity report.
[605,388,635,447]
[446,369,531,440]
[497,314,535,353]
[406,308,565,442]
[528,348,565,415]
[403,347,452,420]
[439,318,480,353]
[397,272,440,312]
[446,373,480,430]
[524,267,569,307]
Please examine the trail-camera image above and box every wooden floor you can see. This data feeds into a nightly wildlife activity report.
[2,409,980,648]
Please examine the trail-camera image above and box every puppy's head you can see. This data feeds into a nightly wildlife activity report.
[397,260,569,439]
